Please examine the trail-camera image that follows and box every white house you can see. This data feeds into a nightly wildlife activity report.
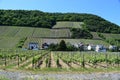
[73,43,79,48]
[29,42,39,50]
[95,45,106,52]
[109,45,117,51]
[87,44,96,51]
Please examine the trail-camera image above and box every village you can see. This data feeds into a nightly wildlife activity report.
[28,41,118,52]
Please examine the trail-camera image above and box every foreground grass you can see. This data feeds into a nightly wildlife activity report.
[0,76,9,80]
[2,67,120,74]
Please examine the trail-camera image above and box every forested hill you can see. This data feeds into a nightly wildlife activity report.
[0,10,120,33]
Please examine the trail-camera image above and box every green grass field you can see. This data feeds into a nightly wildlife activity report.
[53,21,84,29]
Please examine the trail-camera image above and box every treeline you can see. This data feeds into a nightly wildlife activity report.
[0,10,120,33]
[0,10,56,28]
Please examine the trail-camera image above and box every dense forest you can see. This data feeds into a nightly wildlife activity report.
[0,10,120,33]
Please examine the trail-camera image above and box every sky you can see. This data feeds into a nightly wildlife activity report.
[0,0,120,26]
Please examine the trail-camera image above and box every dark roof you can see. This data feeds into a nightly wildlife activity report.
[29,42,38,44]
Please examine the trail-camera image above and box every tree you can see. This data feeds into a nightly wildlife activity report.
[58,40,67,51]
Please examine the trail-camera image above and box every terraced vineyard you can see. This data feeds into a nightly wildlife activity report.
[91,32,120,40]
[0,26,71,38]
[0,26,71,48]
[0,50,119,71]
[0,37,21,49]
[53,22,84,29]
[102,33,120,39]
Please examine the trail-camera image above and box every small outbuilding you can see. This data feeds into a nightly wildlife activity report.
[42,43,49,49]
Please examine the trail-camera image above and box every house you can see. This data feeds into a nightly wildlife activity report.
[28,42,39,50]
[42,43,49,49]
[109,45,117,51]
[73,42,84,48]
[73,43,79,48]
[78,42,84,51]
[87,44,96,51]
[95,45,106,52]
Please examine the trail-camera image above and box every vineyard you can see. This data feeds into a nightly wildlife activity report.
[53,22,84,29]
[91,32,120,40]
[0,26,70,38]
[0,26,71,48]
[101,33,120,39]
[0,50,119,71]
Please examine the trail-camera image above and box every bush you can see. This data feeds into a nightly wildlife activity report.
[70,28,93,39]
[49,40,79,51]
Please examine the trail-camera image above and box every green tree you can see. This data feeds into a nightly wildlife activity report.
[58,40,67,51]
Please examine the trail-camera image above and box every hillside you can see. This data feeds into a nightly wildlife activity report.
[0,10,120,33]
[0,25,114,49]
[0,26,70,38]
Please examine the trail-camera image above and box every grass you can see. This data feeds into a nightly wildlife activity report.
[53,21,84,29]
[0,76,9,80]
[5,66,120,74]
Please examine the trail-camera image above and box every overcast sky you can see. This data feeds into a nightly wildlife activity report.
[0,0,120,26]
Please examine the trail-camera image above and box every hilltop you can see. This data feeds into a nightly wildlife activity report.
[0,10,120,33]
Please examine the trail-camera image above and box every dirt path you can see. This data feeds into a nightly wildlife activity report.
[13,58,32,69]
[70,62,80,68]
[50,52,57,68]
[25,63,32,69]
[40,58,46,69]
[59,58,70,69]
[0,70,120,80]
